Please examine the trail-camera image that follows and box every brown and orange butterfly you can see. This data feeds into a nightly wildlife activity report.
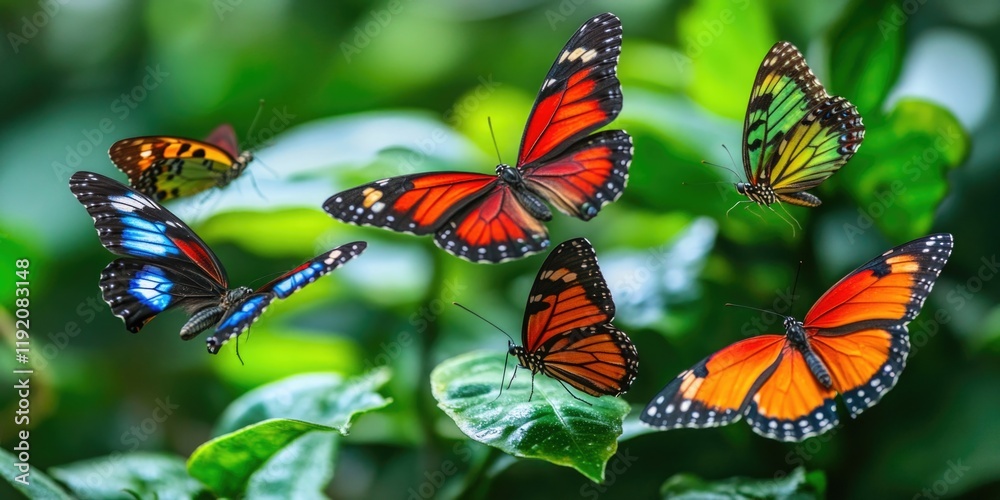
[109,124,253,201]
[641,234,953,441]
[505,238,638,399]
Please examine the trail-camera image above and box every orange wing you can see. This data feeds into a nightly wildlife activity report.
[535,325,638,397]
[805,233,954,418]
[744,344,839,441]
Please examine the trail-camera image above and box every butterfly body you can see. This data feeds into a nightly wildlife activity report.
[324,13,631,263]
[642,234,953,441]
[505,238,638,398]
[71,171,366,354]
[110,124,254,202]
[734,42,865,211]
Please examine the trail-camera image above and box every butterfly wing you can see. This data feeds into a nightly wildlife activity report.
[523,130,632,220]
[99,258,226,333]
[741,41,863,204]
[804,233,953,418]
[435,184,550,263]
[70,171,229,287]
[518,238,636,395]
[517,12,623,167]
[109,129,248,201]
[205,242,368,354]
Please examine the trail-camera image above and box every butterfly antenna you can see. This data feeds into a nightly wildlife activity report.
[452,302,514,344]
[700,159,743,183]
[789,260,803,313]
[725,302,783,319]
[487,117,503,164]
[244,99,267,149]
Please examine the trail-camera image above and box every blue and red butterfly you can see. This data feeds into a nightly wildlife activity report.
[323,13,631,263]
[69,171,365,354]
[507,238,638,398]
[641,234,953,441]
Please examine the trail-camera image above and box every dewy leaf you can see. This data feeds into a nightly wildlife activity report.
[838,98,969,244]
[828,0,904,114]
[49,452,202,500]
[188,418,337,498]
[431,351,631,483]
[661,466,826,499]
[0,448,73,499]
[215,368,393,436]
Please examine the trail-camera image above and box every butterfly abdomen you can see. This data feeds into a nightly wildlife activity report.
[180,306,226,340]
[785,317,833,388]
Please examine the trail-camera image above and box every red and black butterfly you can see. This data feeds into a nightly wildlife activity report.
[641,234,953,441]
[323,13,631,263]
[69,171,365,354]
[109,124,254,202]
[506,238,638,398]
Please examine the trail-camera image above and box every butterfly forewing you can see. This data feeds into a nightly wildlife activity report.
[518,12,623,167]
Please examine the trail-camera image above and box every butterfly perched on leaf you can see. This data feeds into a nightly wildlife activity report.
[324,12,631,263]
[69,171,365,354]
[505,238,638,399]
[733,41,864,219]
[641,234,953,441]
[109,124,254,202]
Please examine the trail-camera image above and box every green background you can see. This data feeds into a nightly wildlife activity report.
[0,0,998,497]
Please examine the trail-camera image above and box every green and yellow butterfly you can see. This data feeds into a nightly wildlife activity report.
[733,41,864,227]
[109,124,254,202]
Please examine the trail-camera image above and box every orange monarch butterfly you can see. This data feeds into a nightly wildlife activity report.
[641,234,953,441]
[504,238,638,399]
[109,124,254,202]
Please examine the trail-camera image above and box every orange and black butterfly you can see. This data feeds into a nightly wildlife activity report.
[641,234,953,441]
[109,124,253,202]
[506,238,638,398]
[323,13,631,263]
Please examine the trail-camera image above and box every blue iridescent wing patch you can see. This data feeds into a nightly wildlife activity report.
[205,242,368,354]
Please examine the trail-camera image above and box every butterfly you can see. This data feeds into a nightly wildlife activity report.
[69,171,366,354]
[732,41,865,226]
[109,124,254,202]
[640,234,953,441]
[504,238,638,399]
[323,12,631,263]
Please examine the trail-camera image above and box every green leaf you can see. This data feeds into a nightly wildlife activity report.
[677,0,776,119]
[0,448,73,499]
[837,98,969,243]
[430,351,631,483]
[827,0,904,114]
[188,418,338,498]
[215,368,393,436]
[661,466,826,499]
[49,452,202,500]
[244,431,338,500]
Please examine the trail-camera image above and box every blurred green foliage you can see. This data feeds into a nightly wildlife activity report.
[1,0,998,498]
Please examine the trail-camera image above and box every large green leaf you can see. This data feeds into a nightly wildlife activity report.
[0,448,73,499]
[661,466,826,499]
[827,0,904,114]
[188,418,338,498]
[837,98,968,243]
[49,452,202,500]
[215,369,393,436]
[431,351,631,483]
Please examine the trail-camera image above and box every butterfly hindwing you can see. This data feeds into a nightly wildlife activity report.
[740,41,864,206]
[512,238,637,397]
[69,171,228,286]
[519,12,623,166]
[109,124,251,201]
[205,242,368,353]
[435,185,550,263]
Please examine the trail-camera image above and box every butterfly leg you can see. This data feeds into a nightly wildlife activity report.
[234,331,245,365]
[528,372,536,402]
[766,202,800,237]
[725,200,753,218]
[506,365,518,391]
[775,200,802,232]
[555,379,592,406]
[496,351,512,401]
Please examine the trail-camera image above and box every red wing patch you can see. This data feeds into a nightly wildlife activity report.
[434,185,548,263]
[524,130,631,220]
[324,172,497,235]
[204,123,241,158]
[518,12,623,166]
